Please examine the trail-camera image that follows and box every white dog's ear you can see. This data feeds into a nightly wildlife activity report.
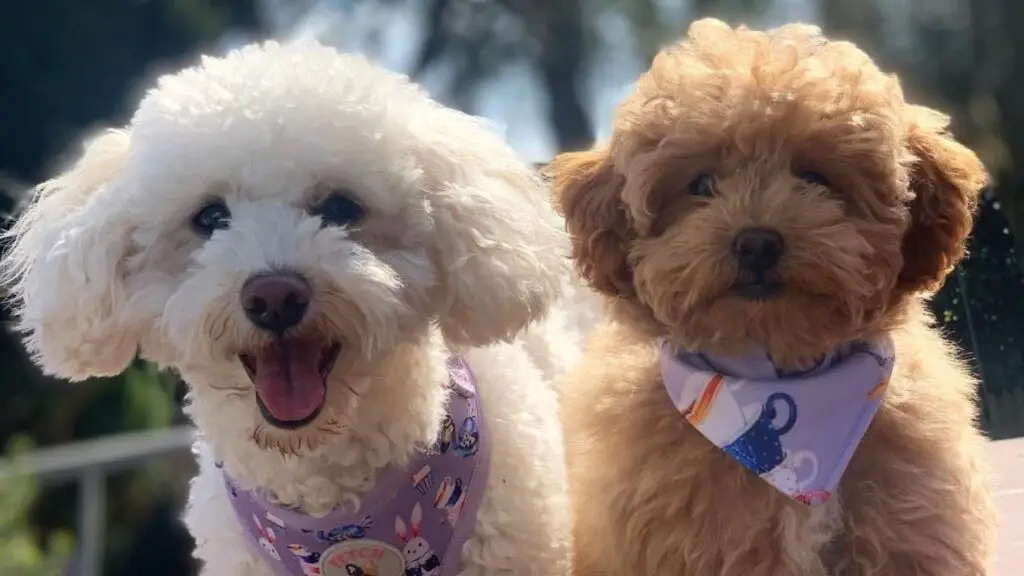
[412,111,569,347]
[2,129,139,380]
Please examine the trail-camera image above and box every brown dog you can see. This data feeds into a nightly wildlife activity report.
[551,19,997,576]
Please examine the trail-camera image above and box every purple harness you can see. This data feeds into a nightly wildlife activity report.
[220,357,490,576]
[660,338,894,506]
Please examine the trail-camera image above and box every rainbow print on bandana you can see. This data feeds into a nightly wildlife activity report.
[683,373,725,426]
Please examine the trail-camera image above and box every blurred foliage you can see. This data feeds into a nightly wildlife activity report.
[0,437,74,576]
[932,193,1024,437]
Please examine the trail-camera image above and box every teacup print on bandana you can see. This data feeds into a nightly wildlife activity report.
[660,338,895,506]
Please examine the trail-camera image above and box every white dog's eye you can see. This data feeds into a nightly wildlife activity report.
[191,200,232,236]
[688,174,715,198]
[314,192,364,228]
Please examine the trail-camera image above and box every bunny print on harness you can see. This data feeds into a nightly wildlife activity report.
[222,357,489,576]
[660,338,894,506]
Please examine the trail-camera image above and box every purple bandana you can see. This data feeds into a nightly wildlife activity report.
[220,357,489,576]
[660,338,894,506]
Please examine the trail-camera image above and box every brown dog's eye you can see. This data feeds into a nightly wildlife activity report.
[688,174,715,198]
[799,171,831,189]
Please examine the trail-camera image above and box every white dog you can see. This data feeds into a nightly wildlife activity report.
[2,41,599,575]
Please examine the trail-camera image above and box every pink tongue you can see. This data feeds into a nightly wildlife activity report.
[254,340,325,422]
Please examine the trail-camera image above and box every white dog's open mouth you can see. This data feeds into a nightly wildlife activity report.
[239,339,341,430]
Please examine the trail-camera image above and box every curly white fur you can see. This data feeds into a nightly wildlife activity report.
[2,41,600,575]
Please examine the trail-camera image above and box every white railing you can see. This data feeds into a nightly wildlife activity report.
[0,426,196,576]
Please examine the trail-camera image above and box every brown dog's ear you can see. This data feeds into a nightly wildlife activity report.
[898,106,988,293]
[547,148,635,297]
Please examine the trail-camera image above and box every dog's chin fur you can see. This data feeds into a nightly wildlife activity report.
[2,40,603,575]
[551,19,997,575]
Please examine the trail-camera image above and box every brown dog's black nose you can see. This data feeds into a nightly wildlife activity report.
[732,227,784,273]
[240,272,311,333]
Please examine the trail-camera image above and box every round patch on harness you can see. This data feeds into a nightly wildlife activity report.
[320,540,405,576]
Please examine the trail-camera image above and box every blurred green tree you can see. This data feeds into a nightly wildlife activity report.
[0,438,73,576]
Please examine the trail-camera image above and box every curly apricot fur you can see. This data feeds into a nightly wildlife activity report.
[553,19,997,576]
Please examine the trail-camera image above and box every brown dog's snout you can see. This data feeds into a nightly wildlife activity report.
[240,272,312,333]
[732,227,785,273]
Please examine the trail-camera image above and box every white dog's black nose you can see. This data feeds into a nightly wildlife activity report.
[732,227,784,273]
[240,272,311,333]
